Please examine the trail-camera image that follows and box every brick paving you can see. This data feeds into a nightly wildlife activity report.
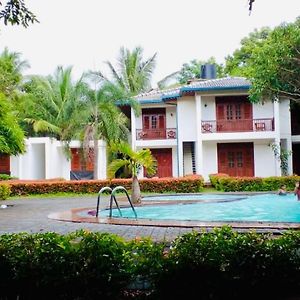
[0,196,194,242]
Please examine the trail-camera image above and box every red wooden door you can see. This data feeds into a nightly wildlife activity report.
[216,97,253,132]
[217,143,254,177]
[147,148,172,178]
[0,154,10,174]
[71,148,94,171]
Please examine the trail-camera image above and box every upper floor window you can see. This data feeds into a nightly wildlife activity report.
[142,108,166,131]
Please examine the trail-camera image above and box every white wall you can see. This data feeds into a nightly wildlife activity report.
[202,142,217,181]
[11,137,107,180]
[254,142,277,177]
[177,96,197,141]
[279,99,291,136]
[253,101,274,119]
[166,106,177,128]
[201,96,216,120]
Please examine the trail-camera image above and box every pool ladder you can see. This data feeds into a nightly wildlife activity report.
[96,186,137,218]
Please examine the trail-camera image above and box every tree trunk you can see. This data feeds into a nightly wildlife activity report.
[131,175,141,204]
[93,138,99,180]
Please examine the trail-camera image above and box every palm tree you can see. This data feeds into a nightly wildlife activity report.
[92,46,157,95]
[108,141,156,203]
[79,81,134,179]
[0,47,29,97]
[21,66,86,141]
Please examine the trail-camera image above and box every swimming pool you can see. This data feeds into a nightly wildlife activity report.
[98,193,300,223]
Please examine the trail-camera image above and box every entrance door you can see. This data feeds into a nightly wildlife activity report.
[0,153,10,175]
[149,148,172,178]
[217,143,254,177]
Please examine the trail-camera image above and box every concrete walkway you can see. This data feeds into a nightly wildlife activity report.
[0,196,193,242]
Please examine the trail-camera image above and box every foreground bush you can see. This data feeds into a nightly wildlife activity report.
[209,174,300,192]
[7,175,204,196]
[0,228,300,299]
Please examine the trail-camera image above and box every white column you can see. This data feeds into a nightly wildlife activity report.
[97,140,107,179]
[131,108,136,151]
[273,101,282,176]
[195,94,203,175]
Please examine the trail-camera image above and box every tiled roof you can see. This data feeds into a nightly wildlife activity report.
[136,77,251,103]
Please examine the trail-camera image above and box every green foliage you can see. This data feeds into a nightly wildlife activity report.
[93,46,157,95]
[0,173,17,180]
[155,227,300,299]
[177,57,225,84]
[247,18,300,103]
[21,66,86,141]
[1,229,300,299]
[210,173,300,192]
[0,93,25,155]
[0,0,38,27]
[0,183,10,200]
[270,142,292,176]
[224,27,271,76]
[108,141,157,178]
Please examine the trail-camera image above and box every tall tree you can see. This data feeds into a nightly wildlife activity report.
[224,27,270,76]
[94,46,157,95]
[21,66,86,140]
[246,18,300,103]
[79,81,136,179]
[0,47,29,98]
[0,93,24,155]
[108,141,156,203]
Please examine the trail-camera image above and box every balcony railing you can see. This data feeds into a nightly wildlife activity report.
[201,118,274,133]
[136,128,177,140]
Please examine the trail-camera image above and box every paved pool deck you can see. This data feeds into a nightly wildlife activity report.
[0,195,295,242]
[0,196,194,242]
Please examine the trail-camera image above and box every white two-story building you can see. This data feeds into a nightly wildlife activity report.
[131,76,297,181]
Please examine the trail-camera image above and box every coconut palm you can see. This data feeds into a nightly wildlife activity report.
[92,46,157,95]
[79,81,135,179]
[0,47,29,97]
[21,66,86,141]
[108,141,156,203]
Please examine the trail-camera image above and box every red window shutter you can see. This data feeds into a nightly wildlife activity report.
[243,102,253,119]
[143,115,150,130]
[158,115,165,129]
[217,104,225,120]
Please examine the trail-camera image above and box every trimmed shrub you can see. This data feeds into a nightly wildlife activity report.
[1,229,300,299]
[0,183,11,200]
[7,175,204,196]
[209,174,300,192]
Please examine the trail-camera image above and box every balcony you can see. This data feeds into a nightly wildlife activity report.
[136,128,177,140]
[201,118,274,133]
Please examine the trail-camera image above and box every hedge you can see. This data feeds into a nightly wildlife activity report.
[1,228,300,299]
[209,174,300,192]
[7,175,204,196]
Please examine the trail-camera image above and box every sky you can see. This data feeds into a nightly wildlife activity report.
[0,0,299,86]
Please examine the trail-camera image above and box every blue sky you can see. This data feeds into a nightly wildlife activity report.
[1,0,299,86]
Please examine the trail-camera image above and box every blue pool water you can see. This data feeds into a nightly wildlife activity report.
[99,193,300,222]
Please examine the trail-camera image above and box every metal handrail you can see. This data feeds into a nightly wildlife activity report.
[110,186,137,218]
[95,186,137,219]
[96,186,121,217]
